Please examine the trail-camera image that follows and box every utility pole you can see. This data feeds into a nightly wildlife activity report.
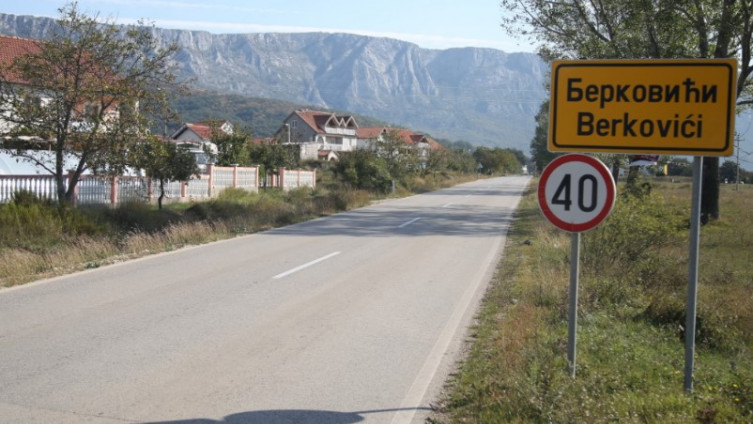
[735,132,741,191]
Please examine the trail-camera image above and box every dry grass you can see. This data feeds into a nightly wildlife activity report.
[0,182,448,287]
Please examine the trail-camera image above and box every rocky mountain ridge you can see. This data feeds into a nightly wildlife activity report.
[0,12,548,150]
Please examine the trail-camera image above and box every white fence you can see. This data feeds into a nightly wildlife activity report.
[267,168,317,191]
[0,164,314,206]
[0,175,60,202]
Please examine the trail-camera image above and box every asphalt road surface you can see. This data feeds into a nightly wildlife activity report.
[0,176,530,424]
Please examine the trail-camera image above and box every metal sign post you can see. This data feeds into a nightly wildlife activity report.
[538,154,616,377]
[568,232,581,377]
[684,157,703,392]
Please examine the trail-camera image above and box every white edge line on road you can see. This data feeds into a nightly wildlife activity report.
[273,251,341,279]
[389,236,505,424]
[441,203,453,208]
[389,187,529,424]
[398,217,421,228]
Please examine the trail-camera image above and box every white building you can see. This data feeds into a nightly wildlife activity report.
[277,110,359,161]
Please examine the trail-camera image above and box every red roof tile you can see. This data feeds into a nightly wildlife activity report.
[356,126,386,139]
[294,109,357,133]
[186,123,213,139]
[0,35,121,89]
[173,121,232,141]
[357,126,444,150]
[0,35,41,84]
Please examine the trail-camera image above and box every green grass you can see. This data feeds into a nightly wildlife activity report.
[432,181,753,423]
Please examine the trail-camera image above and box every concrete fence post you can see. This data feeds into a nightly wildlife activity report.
[110,176,118,205]
[147,179,154,203]
[206,164,214,197]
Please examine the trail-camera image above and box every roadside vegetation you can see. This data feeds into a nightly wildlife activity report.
[432,179,753,423]
[0,145,525,288]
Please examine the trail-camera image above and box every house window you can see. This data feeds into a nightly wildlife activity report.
[23,95,43,109]
[84,103,101,119]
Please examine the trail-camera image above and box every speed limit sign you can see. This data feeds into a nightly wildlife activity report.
[538,154,616,232]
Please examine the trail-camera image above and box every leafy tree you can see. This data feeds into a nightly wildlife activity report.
[210,123,250,166]
[247,141,298,184]
[474,147,522,175]
[332,149,392,192]
[131,137,198,209]
[667,157,694,177]
[374,130,421,180]
[447,149,479,174]
[719,159,742,183]
[508,148,529,170]
[529,100,558,174]
[501,0,753,221]
[0,2,181,204]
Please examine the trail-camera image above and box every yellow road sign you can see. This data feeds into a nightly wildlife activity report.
[549,59,737,156]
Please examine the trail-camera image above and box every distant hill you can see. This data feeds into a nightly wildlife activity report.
[169,91,391,138]
[0,12,548,152]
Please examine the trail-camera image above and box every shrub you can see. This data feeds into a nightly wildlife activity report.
[581,192,685,278]
[0,197,103,248]
[101,201,183,233]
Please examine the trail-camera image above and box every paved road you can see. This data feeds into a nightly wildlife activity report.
[0,176,530,424]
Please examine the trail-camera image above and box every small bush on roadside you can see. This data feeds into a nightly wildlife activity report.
[101,201,183,233]
[0,196,103,248]
[215,187,256,203]
[581,192,685,278]
[11,189,53,207]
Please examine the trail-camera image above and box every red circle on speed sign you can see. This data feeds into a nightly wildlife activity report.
[538,154,616,232]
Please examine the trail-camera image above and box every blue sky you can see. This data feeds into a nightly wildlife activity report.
[2,0,535,52]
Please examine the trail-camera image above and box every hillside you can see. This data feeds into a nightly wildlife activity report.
[170,91,392,138]
[0,13,548,151]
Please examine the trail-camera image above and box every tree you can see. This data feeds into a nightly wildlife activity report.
[719,159,741,183]
[332,149,392,192]
[0,2,181,204]
[501,0,753,221]
[210,124,250,166]
[131,137,198,209]
[668,157,694,177]
[530,100,558,174]
[247,141,298,184]
[473,147,522,175]
[373,130,421,180]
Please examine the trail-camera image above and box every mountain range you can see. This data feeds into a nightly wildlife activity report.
[0,12,549,151]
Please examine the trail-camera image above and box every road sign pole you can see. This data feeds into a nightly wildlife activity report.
[538,154,615,378]
[684,156,703,392]
[568,231,581,377]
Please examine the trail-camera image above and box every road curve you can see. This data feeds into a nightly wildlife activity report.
[0,176,530,424]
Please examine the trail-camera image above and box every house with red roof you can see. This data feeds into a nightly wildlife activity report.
[277,109,359,160]
[171,120,232,146]
[0,35,42,85]
[169,120,231,168]
[0,36,60,140]
[356,126,444,160]
[0,35,121,142]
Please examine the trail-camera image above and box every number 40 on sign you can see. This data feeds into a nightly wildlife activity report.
[538,154,616,233]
